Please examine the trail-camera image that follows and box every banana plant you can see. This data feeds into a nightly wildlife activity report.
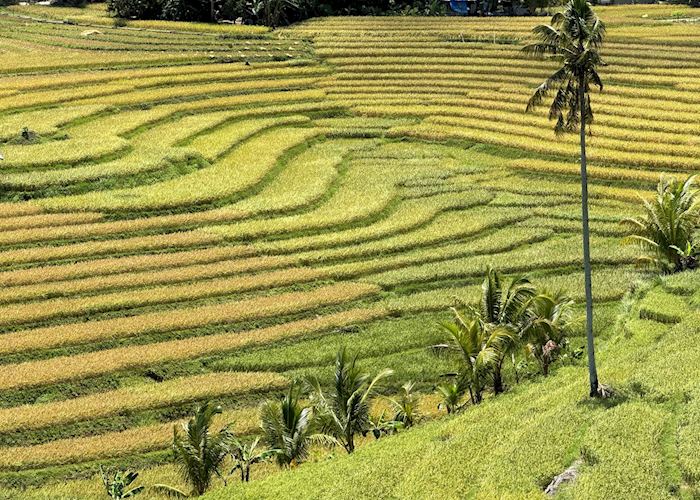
[387,381,421,429]
[229,437,279,482]
[100,466,144,499]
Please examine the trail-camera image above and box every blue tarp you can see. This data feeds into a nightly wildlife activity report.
[449,0,470,15]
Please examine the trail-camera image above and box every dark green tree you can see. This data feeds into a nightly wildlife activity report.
[524,0,606,397]
[154,402,232,497]
[308,347,392,453]
[260,381,334,467]
[622,176,699,273]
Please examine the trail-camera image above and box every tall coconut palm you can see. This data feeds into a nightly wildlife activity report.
[523,0,606,397]
[154,402,232,497]
[260,381,332,468]
[622,175,699,273]
[308,347,393,453]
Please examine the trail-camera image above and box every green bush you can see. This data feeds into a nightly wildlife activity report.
[107,0,162,19]
[50,0,88,7]
[161,0,210,21]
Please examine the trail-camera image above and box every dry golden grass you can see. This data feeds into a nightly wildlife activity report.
[0,263,320,309]
[0,231,225,267]
[0,307,387,390]
[0,405,261,469]
[0,247,279,288]
[0,371,286,433]
[0,281,381,354]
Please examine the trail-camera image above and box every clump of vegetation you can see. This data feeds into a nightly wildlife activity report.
[433,269,578,409]
[436,380,466,414]
[433,268,535,405]
[387,381,421,429]
[260,381,331,468]
[6,127,41,145]
[521,291,576,376]
[229,437,278,482]
[308,347,393,453]
[622,176,699,273]
[365,410,401,439]
[155,402,233,497]
[100,466,144,499]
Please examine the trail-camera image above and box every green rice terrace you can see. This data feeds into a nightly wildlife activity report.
[0,2,699,498]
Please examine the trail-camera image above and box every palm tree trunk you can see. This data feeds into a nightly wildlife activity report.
[346,431,355,453]
[493,360,504,394]
[579,78,599,398]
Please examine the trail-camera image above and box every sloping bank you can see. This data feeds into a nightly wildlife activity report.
[204,270,700,499]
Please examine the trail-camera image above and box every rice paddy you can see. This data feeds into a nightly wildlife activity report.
[0,3,697,496]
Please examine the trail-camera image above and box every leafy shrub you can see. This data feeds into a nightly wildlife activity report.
[107,0,162,19]
[161,0,209,21]
[622,176,699,273]
[50,0,88,7]
[100,466,144,499]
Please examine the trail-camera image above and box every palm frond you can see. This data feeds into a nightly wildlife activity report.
[524,0,605,135]
[526,66,569,113]
[150,484,189,498]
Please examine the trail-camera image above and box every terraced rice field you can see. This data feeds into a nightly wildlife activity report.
[214,270,700,499]
[0,3,697,491]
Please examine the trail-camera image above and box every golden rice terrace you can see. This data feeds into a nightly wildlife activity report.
[0,3,698,493]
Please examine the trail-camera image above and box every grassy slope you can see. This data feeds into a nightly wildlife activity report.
[205,271,700,500]
[1,4,699,494]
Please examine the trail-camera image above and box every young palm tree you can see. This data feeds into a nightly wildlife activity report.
[523,0,606,397]
[229,437,278,482]
[155,402,232,497]
[260,381,333,468]
[622,175,699,273]
[521,291,575,376]
[478,268,536,393]
[435,380,467,414]
[308,347,393,453]
[387,381,421,429]
[438,309,514,404]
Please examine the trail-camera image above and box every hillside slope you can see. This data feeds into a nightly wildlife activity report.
[206,271,700,499]
[0,4,699,493]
